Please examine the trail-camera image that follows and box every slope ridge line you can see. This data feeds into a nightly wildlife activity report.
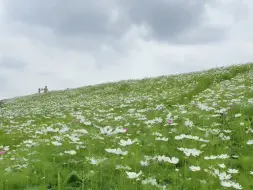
[174,64,253,105]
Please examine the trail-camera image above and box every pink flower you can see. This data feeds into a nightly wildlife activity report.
[125,128,128,132]
[167,119,173,125]
[0,151,6,155]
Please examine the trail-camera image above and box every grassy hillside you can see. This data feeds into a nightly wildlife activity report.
[0,63,253,190]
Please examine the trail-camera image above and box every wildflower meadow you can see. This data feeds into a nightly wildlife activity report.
[0,63,253,190]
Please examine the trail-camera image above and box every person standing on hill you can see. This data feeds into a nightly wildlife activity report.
[44,86,48,93]
[0,100,4,112]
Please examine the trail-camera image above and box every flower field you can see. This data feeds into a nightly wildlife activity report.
[0,63,253,190]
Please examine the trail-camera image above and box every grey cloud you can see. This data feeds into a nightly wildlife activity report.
[3,0,131,55]
[4,0,129,38]
[120,0,223,43]
[0,56,27,70]
[173,26,227,44]
[3,0,226,46]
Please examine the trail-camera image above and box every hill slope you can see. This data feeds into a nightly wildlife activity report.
[0,63,253,190]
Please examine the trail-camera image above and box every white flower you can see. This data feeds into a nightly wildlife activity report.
[250,171,253,175]
[119,139,135,146]
[126,171,142,179]
[216,108,227,114]
[189,166,201,172]
[218,172,232,181]
[156,104,164,110]
[155,137,168,141]
[153,155,179,164]
[197,103,212,111]
[114,116,123,121]
[87,157,107,165]
[219,154,230,159]
[232,182,243,189]
[142,177,158,186]
[74,129,88,134]
[100,126,126,136]
[154,117,163,123]
[247,140,253,145]
[248,98,253,104]
[105,148,128,156]
[234,113,241,118]
[177,147,202,157]
[228,169,239,174]
[169,157,180,164]
[199,179,207,184]
[140,160,149,166]
[175,134,209,142]
[64,150,77,155]
[219,164,226,168]
[223,130,232,133]
[152,132,163,137]
[23,140,37,147]
[222,180,243,189]
[219,133,231,141]
[221,180,232,188]
[51,141,62,146]
[184,119,193,127]
[204,154,229,160]
[3,146,9,151]
[67,134,80,143]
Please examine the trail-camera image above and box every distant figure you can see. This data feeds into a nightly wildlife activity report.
[0,100,4,110]
[44,86,48,93]
[38,88,41,94]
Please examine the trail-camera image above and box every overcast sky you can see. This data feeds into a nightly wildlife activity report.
[0,0,253,99]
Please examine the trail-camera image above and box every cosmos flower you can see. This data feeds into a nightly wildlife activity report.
[119,139,135,146]
[204,154,229,160]
[221,180,242,189]
[189,166,201,172]
[221,180,232,188]
[64,150,77,155]
[140,160,149,166]
[184,119,193,127]
[219,164,226,168]
[234,113,241,118]
[51,141,62,146]
[177,147,202,157]
[155,137,169,141]
[175,134,209,142]
[153,155,179,164]
[246,140,253,145]
[142,177,158,186]
[105,148,128,156]
[228,169,239,174]
[87,157,107,165]
[218,172,232,181]
[167,119,173,125]
[126,171,142,179]
[153,132,163,137]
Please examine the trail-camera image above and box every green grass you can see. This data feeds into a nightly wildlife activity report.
[1,63,253,189]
